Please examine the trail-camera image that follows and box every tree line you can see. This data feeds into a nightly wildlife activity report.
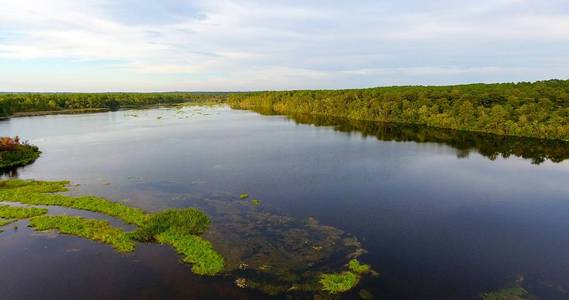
[227,80,569,140]
[0,92,227,117]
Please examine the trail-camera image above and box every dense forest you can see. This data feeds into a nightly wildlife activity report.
[3,80,569,140]
[227,80,569,140]
[0,92,226,118]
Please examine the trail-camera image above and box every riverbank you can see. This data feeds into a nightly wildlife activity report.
[0,92,227,119]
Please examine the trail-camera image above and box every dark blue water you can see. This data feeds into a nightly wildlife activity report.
[1,105,568,299]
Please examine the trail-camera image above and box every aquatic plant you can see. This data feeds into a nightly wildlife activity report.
[156,229,224,275]
[0,180,147,225]
[239,193,249,199]
[0,218,12,227]
[348,259,371,274]
[482,286,529,300]
[482,276,531,300]
[0,179,372,293]
[320,271,360,294]
[0,204,47,219]
[251,199,262,206]
[29,215,136,252]
[0,179,224,276]
[129,208,211,242]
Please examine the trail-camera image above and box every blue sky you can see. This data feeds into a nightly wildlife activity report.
[1,0,568,92]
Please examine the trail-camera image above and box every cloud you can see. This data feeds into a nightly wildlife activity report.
[0,0,568,91]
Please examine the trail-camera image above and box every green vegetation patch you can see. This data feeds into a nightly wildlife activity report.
[239,193,249,200]
[0,218,14,226]
[482,277,531,300]
[0,204,47,219]
[0,137,41,169]
[0,179,147,225]
[129,208,211,242]
[348,259,371,274]
[156,229,225,275]
[29,215,135,252]
[0,179,224,276]
[320,271,360,294]
[482,286,530,300]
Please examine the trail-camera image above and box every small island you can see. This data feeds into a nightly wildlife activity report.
[0,136,41,169]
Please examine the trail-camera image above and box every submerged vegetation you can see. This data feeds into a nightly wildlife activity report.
[0,136,41,169]
[482,276,532,300]
[0,179,372,294]
[228,80,569,140]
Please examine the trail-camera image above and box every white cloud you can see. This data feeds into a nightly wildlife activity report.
[0,0,568,91]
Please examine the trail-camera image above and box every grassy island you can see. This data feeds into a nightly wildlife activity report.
[0,179,224,275]
[0,137,41,169]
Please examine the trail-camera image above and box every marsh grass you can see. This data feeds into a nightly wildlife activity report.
[29,215,136,252]
[0,217,14,226]
[156,229,225,275]
[129,208,211,242]
[0,180,147,225]
[0,204,47,219]
[320,271,360,294]
[0,179,225,276]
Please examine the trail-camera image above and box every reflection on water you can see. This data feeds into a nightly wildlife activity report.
[247,107,569,165]
[1,105,569,299]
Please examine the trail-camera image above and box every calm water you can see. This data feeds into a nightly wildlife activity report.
[1,105,569,299]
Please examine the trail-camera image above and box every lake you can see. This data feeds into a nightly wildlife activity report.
[1,105,569,299]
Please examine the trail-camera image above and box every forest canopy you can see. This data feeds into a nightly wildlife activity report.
[0,92,227,117]
[2,80,569,140]
[227,80,569,140]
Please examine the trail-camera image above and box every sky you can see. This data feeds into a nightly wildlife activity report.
[0,0,569,92]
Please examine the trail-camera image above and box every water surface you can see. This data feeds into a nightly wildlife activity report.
[1,105,569,299]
